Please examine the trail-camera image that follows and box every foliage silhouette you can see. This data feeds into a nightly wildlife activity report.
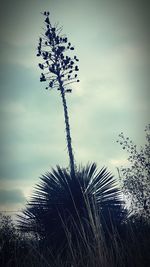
[37,11,80,177]
[18,163,127,256]
[0,213,149,266]
[0,213,18,266]
[117,124,150,219]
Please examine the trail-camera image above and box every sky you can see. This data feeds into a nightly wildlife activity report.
[0,0,150,214]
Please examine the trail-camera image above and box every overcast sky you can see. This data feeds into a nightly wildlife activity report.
[0,0,149,213]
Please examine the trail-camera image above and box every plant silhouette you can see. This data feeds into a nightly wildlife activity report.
[18,163,127,256]
[18,12,127,262]
[37,11,80,177]
[117,124,150,219]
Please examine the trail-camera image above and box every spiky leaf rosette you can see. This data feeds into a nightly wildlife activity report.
[37,11,80,93]
[18,164,127,253]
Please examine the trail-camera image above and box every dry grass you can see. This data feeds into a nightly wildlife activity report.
[0,200,150,267]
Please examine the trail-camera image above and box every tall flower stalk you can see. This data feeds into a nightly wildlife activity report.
[37,12,80,177]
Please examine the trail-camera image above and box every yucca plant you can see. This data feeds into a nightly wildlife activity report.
[18,12,127,265]
[18,163,127,259]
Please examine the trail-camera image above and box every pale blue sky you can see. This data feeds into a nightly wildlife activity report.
[0,0,149,212]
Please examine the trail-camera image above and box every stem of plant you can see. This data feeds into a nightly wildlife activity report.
[58,75,75,177]
[37,12,79,178]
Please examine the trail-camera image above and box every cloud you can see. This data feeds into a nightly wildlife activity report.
[0,189,25,204]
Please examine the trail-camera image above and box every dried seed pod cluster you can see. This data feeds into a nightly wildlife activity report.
[37,11,80,93]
